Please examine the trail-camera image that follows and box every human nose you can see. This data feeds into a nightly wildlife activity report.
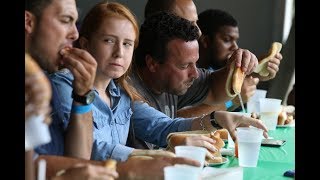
[113,42,123,58]
[68,24,79,41]
[190,64,199,79]
[195,23,202,37]
[231,41,238,51]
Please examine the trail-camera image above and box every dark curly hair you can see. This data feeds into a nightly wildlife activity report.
[134,11,199,67]
[197,9,238,39]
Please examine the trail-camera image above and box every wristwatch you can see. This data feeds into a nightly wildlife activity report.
[210,111,223,129]
[72,90,96,105]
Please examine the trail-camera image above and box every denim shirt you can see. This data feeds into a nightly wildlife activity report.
[35,72,67,156]
[35,69,194,161]
[132,101,193,147]
[36,69,134,161]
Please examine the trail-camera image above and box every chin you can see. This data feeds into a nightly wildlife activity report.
[107,71,124,79]
[172,88,188,96]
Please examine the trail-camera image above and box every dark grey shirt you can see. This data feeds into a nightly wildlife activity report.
[129,68,212,118]
[128,68,212,149]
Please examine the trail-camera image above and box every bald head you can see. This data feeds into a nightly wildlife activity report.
[144,0,201,36]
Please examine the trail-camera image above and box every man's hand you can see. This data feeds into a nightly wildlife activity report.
[117,157,200,180]
[51,163,119,180]
[256,52,283,81]
[60,48,97,96]
[214,111,268,141]
[184,136,217,159]
[228,48,258,75]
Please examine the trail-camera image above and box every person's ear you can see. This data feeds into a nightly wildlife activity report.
[145,55,159,72]
[199,35,210,48]
[79,37,89,50]
[25,11,35,34]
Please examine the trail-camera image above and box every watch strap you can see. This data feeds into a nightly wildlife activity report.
[72,90,95,105]
[210,111,223,129]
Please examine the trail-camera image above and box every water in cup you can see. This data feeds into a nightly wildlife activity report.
[228,112,251,149]
[259,98,282,131]
[164,165,201,180]
[175,146,207,169]
[236,127,263,167]
[247,89,267,114]
[238,141,261,167]
[259,112,279,130]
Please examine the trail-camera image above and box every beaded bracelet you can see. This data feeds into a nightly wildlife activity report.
[199,114,206,130]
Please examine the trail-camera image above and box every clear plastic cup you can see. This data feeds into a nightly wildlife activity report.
[228,112,251,149]
[259,98,282,130]
[236,127,263,167]
[164,165,201,180]
[175,146,207,169]
[246,89,267,114]
[25,115,51,150]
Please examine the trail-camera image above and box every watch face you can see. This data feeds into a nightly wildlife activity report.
[86,90,96,104]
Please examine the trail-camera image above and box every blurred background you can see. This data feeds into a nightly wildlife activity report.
[76,0,295,105]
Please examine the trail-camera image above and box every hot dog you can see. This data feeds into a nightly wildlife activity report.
[206,131,225,163]
[166,130,225,163]
[215,129,228,140]
[254,42,282,77]
[225,61,245,97]
[104,159,117,170]
[104,159,117,180]
[277,111,287,125]
[129,150,176,159]
[25,53,43,76]
[25,53,52,119]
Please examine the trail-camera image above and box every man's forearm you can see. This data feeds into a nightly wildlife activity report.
[177,104,226,118]
[64,109,93,159]
[36,155,103,178]
[204,67,233,105]
[26,150,35,180]
[191,114,218,132]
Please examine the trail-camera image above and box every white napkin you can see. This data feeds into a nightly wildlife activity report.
[201,167,243,180]
[220,148,234,156]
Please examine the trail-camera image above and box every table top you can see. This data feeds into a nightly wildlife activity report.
[217,127,295,179]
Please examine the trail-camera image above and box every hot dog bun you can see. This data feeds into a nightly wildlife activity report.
[285,115,294,125]
[254,42,282,77]
[104,159,117,170]
[277,111,287,125]
[215,129,228,140]
[104,159,117,180]
[25,53,42,76]
[25,53,52,119]
[206,131,225,163]
[25,53,51,94]
[166,130,225,163]
[277,113,294,125]
[277,105,295,125]
[166,130,211,151]
[226,61,245,97]
[129,150,176,159]
[128,156,154,160]
[232,66,245,94]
